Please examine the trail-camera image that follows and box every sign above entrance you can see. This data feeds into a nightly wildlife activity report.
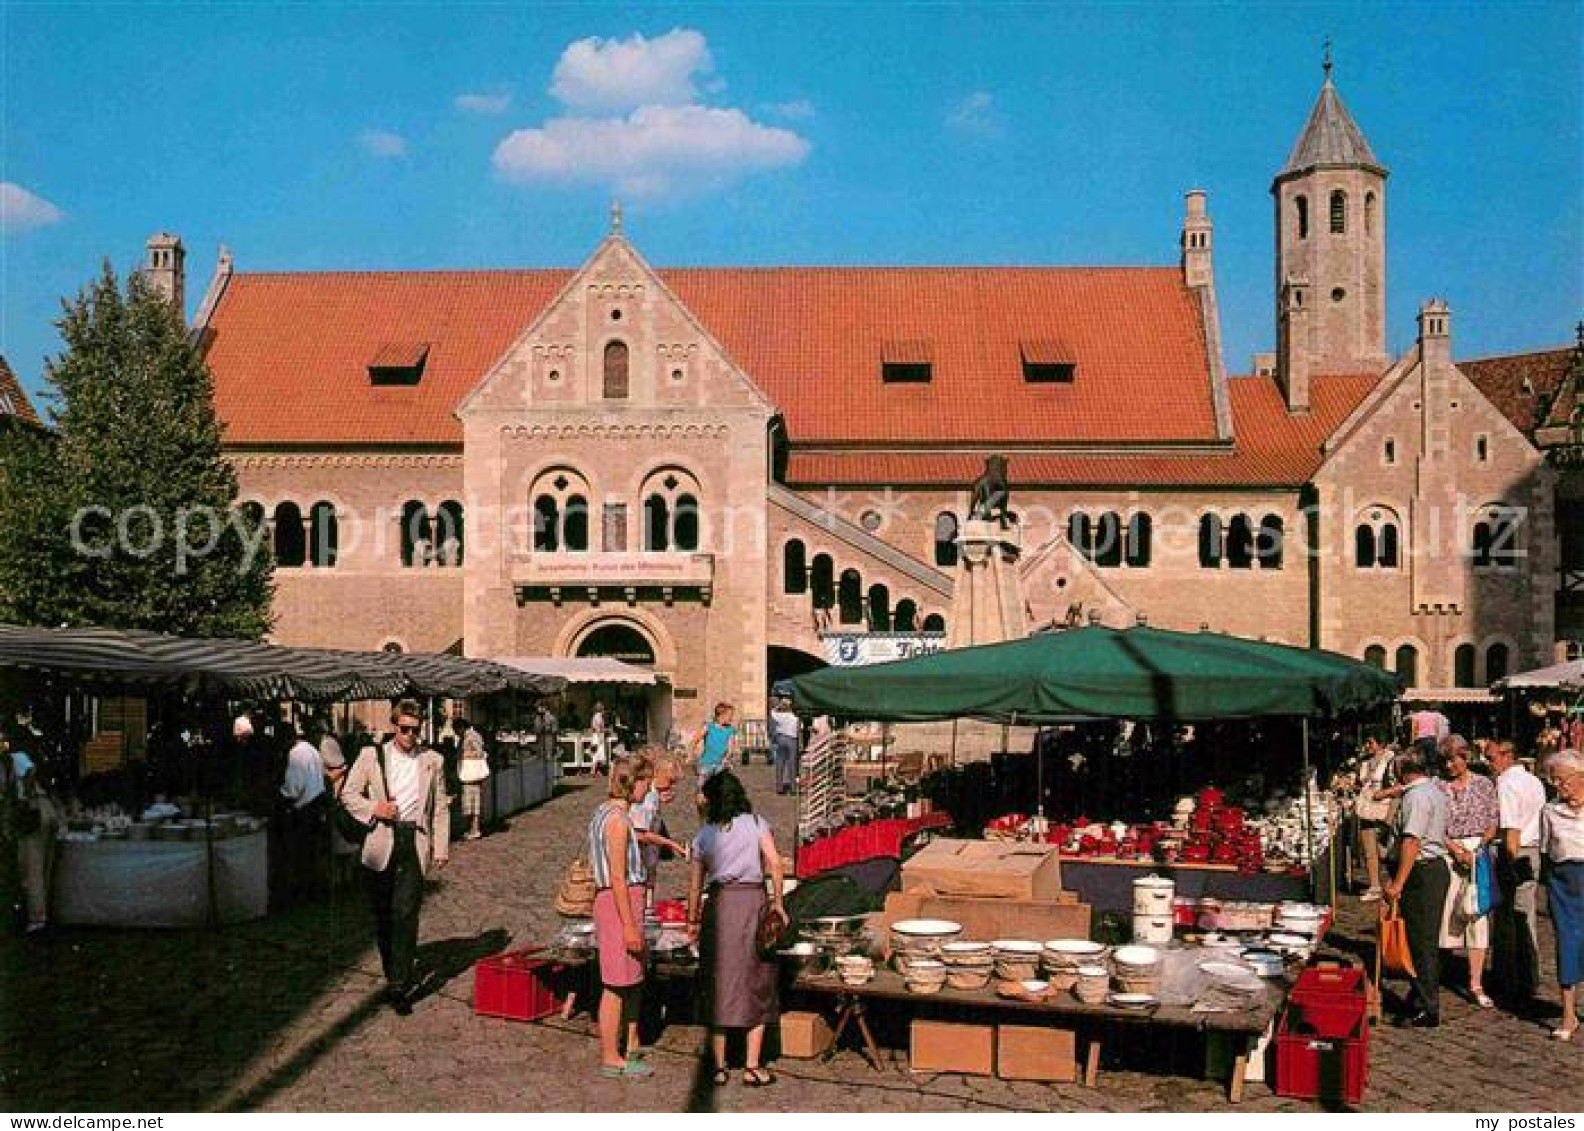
[821,632,947,668]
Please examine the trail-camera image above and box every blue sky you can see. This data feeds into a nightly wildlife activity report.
[3,2,1580,405]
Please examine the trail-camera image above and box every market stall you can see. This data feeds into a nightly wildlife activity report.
[790,627,1397,908]
[494,656,672,768]
[0,622,565,928]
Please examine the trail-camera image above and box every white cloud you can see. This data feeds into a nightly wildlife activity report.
[493,103,809,198]
[550,29,713,113]
[359,130,408,158]
[763,99,816,120]
[455,87,513,114]
[0,182,64,235]
[946,91,1004,138]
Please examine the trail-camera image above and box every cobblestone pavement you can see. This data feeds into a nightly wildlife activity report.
[2,761,1579,1113]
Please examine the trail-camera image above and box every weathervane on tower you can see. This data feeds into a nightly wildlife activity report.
[610,198,624,235]
[1323,37,1333,81]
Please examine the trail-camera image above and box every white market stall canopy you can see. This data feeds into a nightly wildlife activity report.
[1495,658,1584,691]
[494,656,668,686]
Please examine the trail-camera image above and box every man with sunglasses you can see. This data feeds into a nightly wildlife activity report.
[339,699,450,1013]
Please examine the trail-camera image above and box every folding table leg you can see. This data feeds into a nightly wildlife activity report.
[1229,1041,1250,1104]
[1084,1036,1102,1087]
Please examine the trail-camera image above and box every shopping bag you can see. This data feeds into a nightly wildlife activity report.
[1475,846,1502,916]
[1378,902,1416,978]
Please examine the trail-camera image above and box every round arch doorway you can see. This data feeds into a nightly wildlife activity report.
[575,622,657,667]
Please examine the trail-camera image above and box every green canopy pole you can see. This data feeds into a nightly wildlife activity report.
[1302,716,1316,902]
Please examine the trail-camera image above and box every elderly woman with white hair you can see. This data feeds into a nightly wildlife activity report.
[1541,748,1584,1041]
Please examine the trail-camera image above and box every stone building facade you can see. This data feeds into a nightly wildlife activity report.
[180,70,1560,735]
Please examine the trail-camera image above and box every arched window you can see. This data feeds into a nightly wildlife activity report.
[1356,508,1400,570]
[1257,514,1285,569]
[922,613,946,632]
[1125,512,1152,568]
[1355,524,1376,569]
[810,554,835,612]
[273,501,305,568]
[894,599,918,632]
[867,584,891,631]
[1364,644,1387,669]
[837,569,864,625]
[435,500,464,566]
[530,469,591,553]
[603,340,629,399]
[1485,643,1510,684]
[641,468,702,552]
[933,513,960,568]
[399,500,430,568]
[533,496,560,553]
[783,540,807,595]
[1226,514,1255,570]
[1473,505,1522,569]
[1069,512,1094,561]
[1454,644,1478,688]
[1094,512,1123,568]
[1295,195,1309,240]
[1199,514,1223,568]
[1365,192,1376,235]
[1395,644,1418,689]
[1330,190,1347,234]
[309,501,338,568]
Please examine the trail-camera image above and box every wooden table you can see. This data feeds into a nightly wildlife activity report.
[792,966,1284,1101]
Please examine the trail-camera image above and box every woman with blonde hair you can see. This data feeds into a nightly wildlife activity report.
[1541,749,1584,1040]
[588,754,655,1078]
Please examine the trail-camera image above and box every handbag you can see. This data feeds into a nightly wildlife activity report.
[555,858,597,918]
[333,746,386,847]
[756,899,792,958]
[1378,902,1417,978]
[458,757,491,784]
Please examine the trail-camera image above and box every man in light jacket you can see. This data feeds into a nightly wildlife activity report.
[339,699,449,1013]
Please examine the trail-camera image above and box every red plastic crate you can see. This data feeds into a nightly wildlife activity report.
[1292,966,1365,1002]
[474,948,567,1022]
[1276,1006,1368,1105]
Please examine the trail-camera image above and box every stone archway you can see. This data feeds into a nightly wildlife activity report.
[552,608,679,672]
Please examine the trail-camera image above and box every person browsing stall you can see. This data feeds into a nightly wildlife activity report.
[1384,744,1451,1027]
[1435,735,1500,1008]
[589,755,656,1079]
[1488,740,1547,1010]
[338,700,449,1014]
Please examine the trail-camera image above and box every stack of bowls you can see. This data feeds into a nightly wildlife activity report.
[940,941,994,991]
[834,955,875,986]
[1110,944,1163,995]
[1042,938,1108,992]
[903,959,947,995]
[889,919,963,972]
[991,940,1044,982]
[1276,903,1325,937]
[803,914,871,957]
[1074,964,1110,1004]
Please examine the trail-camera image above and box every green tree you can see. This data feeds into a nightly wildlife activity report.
[0,264,273,637]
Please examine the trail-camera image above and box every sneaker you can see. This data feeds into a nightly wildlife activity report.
[1360,889,1382,903]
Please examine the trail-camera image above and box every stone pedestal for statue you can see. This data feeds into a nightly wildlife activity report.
[947,517,1027,649]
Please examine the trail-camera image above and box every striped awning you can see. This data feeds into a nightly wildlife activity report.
[0,623,564,701]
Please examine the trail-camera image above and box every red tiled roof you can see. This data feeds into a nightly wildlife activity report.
[1459,346,1575,437]
[204,266,1218,445]
[0,355,41,426]
[782,374,1380,488]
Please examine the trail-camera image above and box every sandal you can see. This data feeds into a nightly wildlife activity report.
[711,1067,730,1085]
[743,1067,776,1087]
[1471,989,1494,1009]
[1553,1026,1578,1042]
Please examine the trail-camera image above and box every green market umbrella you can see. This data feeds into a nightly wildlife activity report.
[789,624,1398,724]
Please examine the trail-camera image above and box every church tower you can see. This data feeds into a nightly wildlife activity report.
[1273,55,1387,408]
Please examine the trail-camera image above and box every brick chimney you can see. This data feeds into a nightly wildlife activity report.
[1417,298,1451,364]
[1181,189,1213,290]
[1277,273,1312,413]
[144,232,186,317]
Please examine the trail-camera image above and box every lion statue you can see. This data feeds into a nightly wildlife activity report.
[968,455,1014,523]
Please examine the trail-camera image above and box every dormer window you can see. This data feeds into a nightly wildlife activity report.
[367,342,429,385]
[881,340,933,383]
[1020,340,1076,383]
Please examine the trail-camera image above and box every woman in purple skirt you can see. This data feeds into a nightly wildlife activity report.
[687,771,787,1086]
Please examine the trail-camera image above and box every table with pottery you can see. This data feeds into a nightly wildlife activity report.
[787,892,1333,1101]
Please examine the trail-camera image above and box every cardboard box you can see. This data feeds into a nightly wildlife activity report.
[882,891,1091,952]
[778,1011,833,1059]
[997,1024,1077,1082]
[902,838,1062,901]
[910,1019,996,1076]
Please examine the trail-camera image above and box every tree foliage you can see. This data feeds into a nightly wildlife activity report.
[0,264,273,637]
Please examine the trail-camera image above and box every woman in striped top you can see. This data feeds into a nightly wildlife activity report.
[588,754,655,1078]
